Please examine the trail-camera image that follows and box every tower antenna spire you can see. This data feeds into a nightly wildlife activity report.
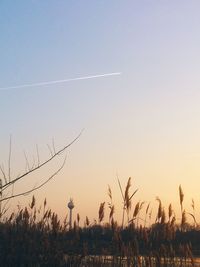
[68,198,74,229]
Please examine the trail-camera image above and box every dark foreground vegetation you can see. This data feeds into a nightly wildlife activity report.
[0,179,199,266]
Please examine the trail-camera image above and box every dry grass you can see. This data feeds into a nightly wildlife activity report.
[0,179,198,266]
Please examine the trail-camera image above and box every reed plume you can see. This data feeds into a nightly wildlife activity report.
[179,185,184,213]
[168,203,173,222]
[118,177,138,227]
[85,216,90,227]
[98,202,105,223]
[124,177,132,222]
[30,195,35,209]
[108,185,112,201]
[161,209,166,224]
[156,197,162,223]
[108,185,115,223]
[133,202,140,219]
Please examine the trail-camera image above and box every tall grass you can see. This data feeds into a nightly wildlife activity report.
[0,179,198,266]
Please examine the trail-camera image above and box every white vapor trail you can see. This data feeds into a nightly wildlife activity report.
[0,72,121,91]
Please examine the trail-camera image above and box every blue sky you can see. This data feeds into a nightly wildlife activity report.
[1,1,200,223]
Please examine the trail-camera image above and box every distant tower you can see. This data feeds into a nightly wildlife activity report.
[68,198,74,229]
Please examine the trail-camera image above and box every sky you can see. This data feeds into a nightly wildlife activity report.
[1,1,200,225]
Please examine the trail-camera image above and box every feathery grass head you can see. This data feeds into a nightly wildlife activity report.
[156,197,162,222]
[85,216,90,227]
[161,209,166,224]
[108,185,112,201]
[179,185,184,212]
[30,195,36,209]
[133,202,140,218]
[125,177,131,199]
[145,202,150,215]
[109,205,115,220]
[98,202,105,223]
[44,198,47,208]
[125,177,132,212]
[168,204,173,221]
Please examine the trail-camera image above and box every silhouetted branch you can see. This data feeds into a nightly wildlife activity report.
[0,156,66,202]
[0,130,83,207]
[8,135,12,182]
[2,130,83,192]
[0,164,7,185]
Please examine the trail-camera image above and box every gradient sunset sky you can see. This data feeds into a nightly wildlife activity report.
[1,1,200,224]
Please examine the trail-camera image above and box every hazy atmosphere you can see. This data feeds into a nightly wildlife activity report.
[1,1,200,225]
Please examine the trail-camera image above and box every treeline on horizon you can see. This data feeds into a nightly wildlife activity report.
[0,178,199,267]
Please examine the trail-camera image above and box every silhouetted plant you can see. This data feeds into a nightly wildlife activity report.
[0,180,197,266]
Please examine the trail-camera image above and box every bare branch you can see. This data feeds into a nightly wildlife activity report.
[8,135,12,182]
[24,151,31,171]
[2,198,11,215]
[0,156,67,202]
[52,138,56,154]
[31,155,36,170]
[0,164,7,185]
[2,130,83,192]
[47,144,53,157]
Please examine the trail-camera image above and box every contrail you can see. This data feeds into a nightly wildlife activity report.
[0,72,121,91]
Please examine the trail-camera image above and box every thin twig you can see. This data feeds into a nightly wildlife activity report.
[8,135,12,182]
[2,130,83,191]
[0,156,67,202]
[24,151,30,171]
[47,144,53,157]
[52,138,56,154]
[0,164,7,184]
